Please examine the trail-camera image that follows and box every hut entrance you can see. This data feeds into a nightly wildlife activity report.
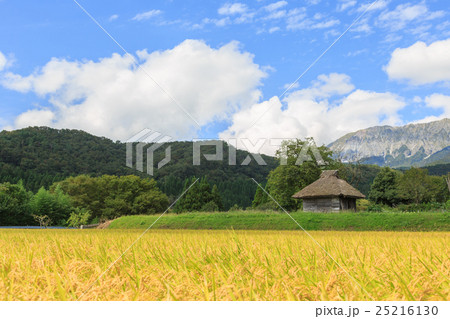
[340,197,356,211]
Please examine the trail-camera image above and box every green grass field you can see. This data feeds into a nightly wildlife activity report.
[109,211,450,231]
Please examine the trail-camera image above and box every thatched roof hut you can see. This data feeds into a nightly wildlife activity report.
[292,170,365,212]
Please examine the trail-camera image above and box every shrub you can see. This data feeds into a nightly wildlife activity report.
[367,204,383,212]
[445,200,450,210]
[228,204,242,212]
[253,201,280,211]
[67,208,92,227]
[201,201,219,212]
[396,202,446,212]
[357,199,370,211]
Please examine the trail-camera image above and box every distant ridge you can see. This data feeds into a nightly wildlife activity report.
[329,118,450,168]
[0,126,277,209]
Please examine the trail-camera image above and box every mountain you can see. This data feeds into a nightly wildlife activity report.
[329,119,450,168]
[0,127,278,209]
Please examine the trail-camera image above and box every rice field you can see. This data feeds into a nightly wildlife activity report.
[0,229,448,301]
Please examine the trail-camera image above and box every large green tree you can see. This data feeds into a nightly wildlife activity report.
[0,182,34,226]
[368,167,401,206]
[257,138,337,211]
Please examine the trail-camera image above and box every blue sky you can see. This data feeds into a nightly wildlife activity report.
[0,0,449,151]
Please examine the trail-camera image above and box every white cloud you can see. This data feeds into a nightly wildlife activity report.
[337,0,357,12]
[410,23,432,38]
[0,51,7,71]
[264,1,288,12]
[269,26,281,33]
[311,19,340,29]
[383,33,402,43]
[202,17,231,27]
[283,81,299,90]
[357,0,389,13]
[285,8,309,29]
[109,14,119,22]
[221,96,308,155]
[413,96,422,103]
[378,2,444,30]
[263,10,287,20]
[287,17,340,30]
[1,40,267,141]
[415,94,450,122]
[350,16,372,33]
[205,2,340,33]
[132,9,162,21]
[220,73,405,154]
[14,109,55,128]
[286,8,339,30]
[218,3,248,15]
[385,38,450,85]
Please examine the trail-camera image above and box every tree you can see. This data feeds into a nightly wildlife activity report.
[339,164,381,196]
[29,186,74,225]
[266,164,319,210]
[368,167,401,206]
[32,214,52,228]
[263,138,337,211]
[252,184,268,208]
[132,190,170,215]
[174,177,223,212]
[66,208,91,228]
[398,167,444,204]
[275,138,335,167]
[0,182,34,226]
[211,184,224,211]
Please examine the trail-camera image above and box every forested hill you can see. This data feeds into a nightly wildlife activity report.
[0,127,278,209]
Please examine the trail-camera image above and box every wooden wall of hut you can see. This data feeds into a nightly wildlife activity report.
[303,197,340,212]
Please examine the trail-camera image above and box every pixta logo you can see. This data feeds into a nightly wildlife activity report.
[126,130,327,175]
[126,129,172,176]
[193,138,327,166]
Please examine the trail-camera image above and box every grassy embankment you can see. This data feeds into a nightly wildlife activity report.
[109,211,450,231]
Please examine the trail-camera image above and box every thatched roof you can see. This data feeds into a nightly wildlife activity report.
[292,170,365,199]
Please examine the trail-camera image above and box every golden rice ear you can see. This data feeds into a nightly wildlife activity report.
[0,229,446,300]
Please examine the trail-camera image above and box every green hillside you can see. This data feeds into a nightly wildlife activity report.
[0,127,278,209]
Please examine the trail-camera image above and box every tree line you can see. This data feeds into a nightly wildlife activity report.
[0,174,225,227]
[251,139,450,212]
[368,167,449,209]
[1,133,449,227]
[0,175,170,227]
